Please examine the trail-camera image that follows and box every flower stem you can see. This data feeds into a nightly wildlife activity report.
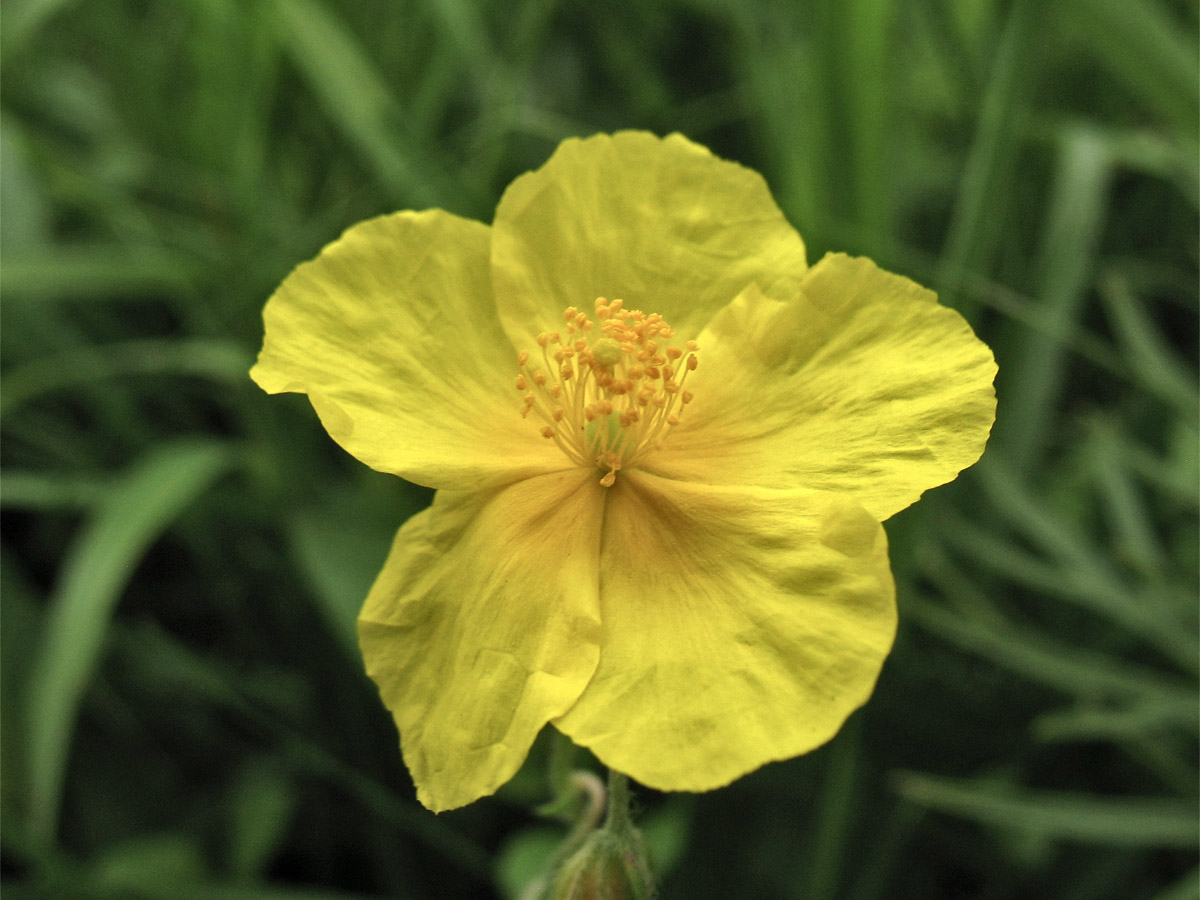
[605,769,633,831]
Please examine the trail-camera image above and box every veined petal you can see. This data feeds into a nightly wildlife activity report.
[491,131,808,350]
[358,470,604,812]
[650,253,998,521]
[555,472,895,793]
[251,210,563,490]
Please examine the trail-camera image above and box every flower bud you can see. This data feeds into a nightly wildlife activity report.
[548,826,654,900]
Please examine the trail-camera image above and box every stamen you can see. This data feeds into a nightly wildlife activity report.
[515,299,699,486]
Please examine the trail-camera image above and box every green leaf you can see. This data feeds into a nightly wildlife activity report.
[225,761,298,880]
[494,826,562,900]
[286,478,417,659]
[23,440,234,845]
[639,795,695,880]
[92,832,208,891]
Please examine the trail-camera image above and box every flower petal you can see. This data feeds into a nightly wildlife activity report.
[649,253,998,521]
[491,131,808,349]
[358,470,604,812]
[554,471,895,793]
[251,210,564,490]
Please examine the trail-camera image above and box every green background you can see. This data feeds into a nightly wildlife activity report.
[2,0,1197,898]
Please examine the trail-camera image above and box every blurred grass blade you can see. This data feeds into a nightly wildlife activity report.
[426,0,501,95]
[0,0,79,55]
[1100,127,1200,207]
[937,0,1041,313]
[816,0,896,242]
[24,440,234,845]
[905,595,1192,702]
[950,267,1126,377]
[168,887,382,900]
[0,116,53,252]
[287,504,396,659]
[803,716,861,900]
[1112,419,1200,506]
[1086,418,1170,577]
[724,5,826,231]
[276,732,492,880]
[1151,869,1200,900]
[0,247,198,300]
[966,462,1199,667]
[1061,0,1200,139]
[1,339,254,416]
[1099,271,1199,417]
[843,799,924,900]
[225,760,298,880]
[269,0,457,208]
[1,558,41,832]
[894,772,1199,847]
[0,472,109,510]
[937,514,1198,667]
[6,874,384,900]
[1034,696,1199,743]
[92,832,207,892]
[107,621,493,880]
[998,125,1112,469]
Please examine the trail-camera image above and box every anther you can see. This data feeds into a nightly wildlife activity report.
[516,301,699,487]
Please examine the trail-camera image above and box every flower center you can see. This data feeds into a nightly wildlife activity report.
[516,298,698,486]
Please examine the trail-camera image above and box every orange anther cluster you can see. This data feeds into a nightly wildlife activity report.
[516,298,699,486]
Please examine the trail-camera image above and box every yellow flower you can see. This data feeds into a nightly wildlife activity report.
[251,132,997,812]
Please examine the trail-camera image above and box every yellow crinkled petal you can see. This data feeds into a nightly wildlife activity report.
[648,253,998,521]
[554,471,895,793]
[491,131,808,350]
[251,210,564,491]
[358,470,605,812]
